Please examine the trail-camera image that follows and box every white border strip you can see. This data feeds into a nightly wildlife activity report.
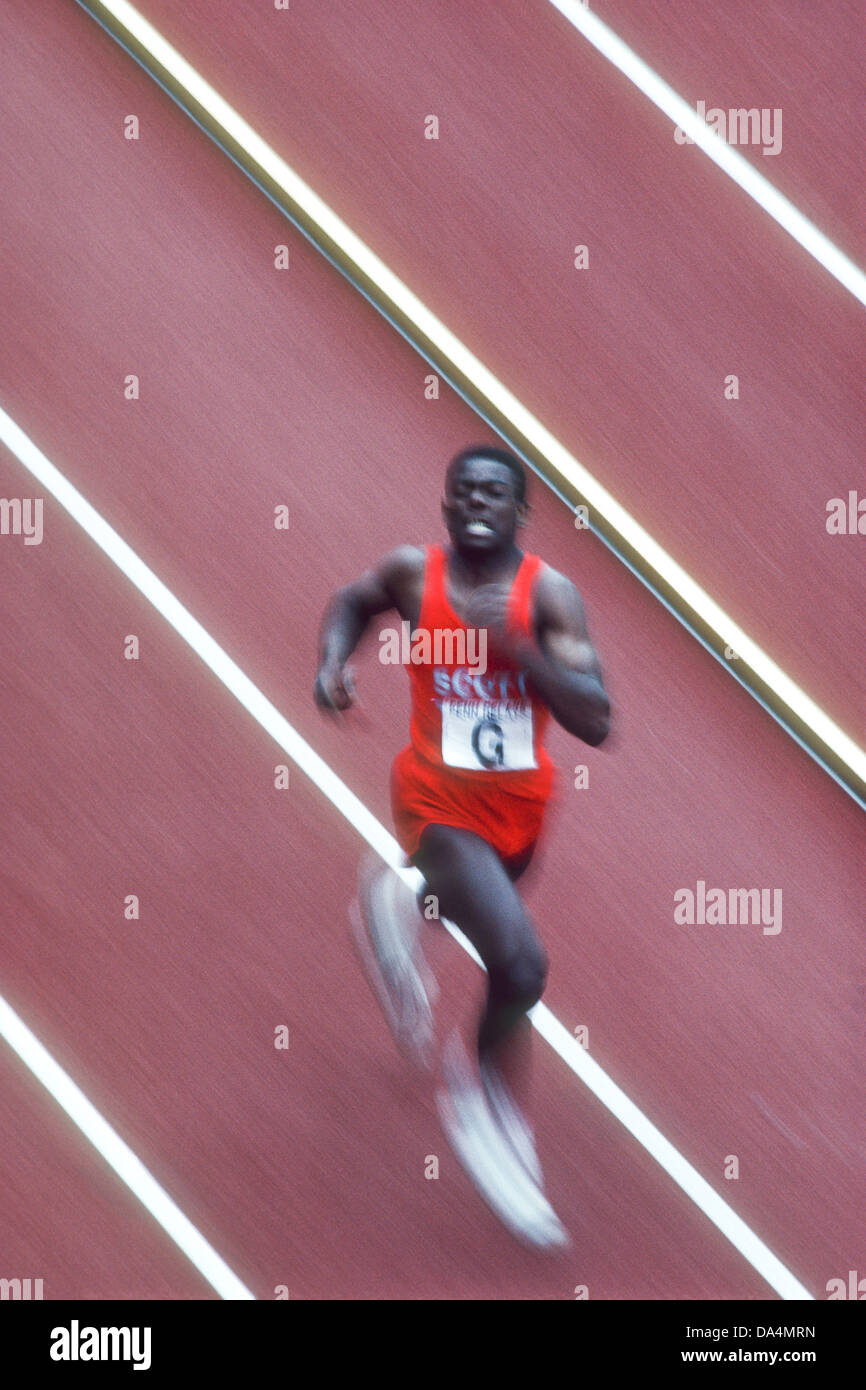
[74,0,866,792]
[0,404,812,1298]
[0,994,253,1299]
[548,0,866,306]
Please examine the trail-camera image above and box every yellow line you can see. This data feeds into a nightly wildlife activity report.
[75,0,865,804]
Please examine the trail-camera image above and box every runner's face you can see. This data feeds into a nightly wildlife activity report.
[442,459,524,553]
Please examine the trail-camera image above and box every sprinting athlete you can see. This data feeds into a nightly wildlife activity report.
[314,445,610,1246]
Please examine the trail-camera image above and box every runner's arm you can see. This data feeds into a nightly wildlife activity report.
[315,545,422,711]
[511,568,610,745]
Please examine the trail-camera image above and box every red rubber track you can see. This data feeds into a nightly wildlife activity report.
[0,1054,212,1298]
[0,1,862,1299]
[128,0,866,743]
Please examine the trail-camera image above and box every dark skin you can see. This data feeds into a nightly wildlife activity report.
[315,455,610,1109]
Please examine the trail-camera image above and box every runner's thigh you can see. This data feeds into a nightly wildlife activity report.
[414,824,546,978]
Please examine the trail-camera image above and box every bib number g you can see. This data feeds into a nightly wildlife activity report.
[441,700,536,771]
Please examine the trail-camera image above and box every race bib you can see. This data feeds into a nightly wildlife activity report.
[441,699,536,771]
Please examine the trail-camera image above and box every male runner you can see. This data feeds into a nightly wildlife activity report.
[314,445,610,1246]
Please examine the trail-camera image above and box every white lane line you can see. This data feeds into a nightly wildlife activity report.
[0,404,812,1299]
[548,0,866,307]
[0,996,253,1299]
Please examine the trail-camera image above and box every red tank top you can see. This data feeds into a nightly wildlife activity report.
[407,544,554,793]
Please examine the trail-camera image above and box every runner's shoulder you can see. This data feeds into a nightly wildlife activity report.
[377,545,426,605]
[378,544,426,582]
[531,561,588,630]
[533,561,582,605]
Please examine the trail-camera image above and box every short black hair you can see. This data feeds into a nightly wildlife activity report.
[447,445,527,505]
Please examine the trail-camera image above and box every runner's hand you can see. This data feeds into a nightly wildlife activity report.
[314,661,358,713]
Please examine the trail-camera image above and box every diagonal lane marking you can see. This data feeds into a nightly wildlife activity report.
[548,0,866,306]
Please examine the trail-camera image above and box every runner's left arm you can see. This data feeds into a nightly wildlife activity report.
[506,568,610,746]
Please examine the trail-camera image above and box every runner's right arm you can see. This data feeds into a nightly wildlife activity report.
[314,545,423,712]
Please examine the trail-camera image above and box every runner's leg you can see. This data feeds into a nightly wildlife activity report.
[413,824,547,1105]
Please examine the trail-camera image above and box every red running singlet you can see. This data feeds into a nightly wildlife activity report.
[390,544,556,862]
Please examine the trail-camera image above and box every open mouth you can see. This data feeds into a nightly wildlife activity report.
[464,518,495,536]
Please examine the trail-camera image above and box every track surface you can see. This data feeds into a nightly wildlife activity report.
[127,0,866,740]
[0,0,863,1299]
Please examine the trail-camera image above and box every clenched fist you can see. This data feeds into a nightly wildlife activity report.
[314,660,357,713]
